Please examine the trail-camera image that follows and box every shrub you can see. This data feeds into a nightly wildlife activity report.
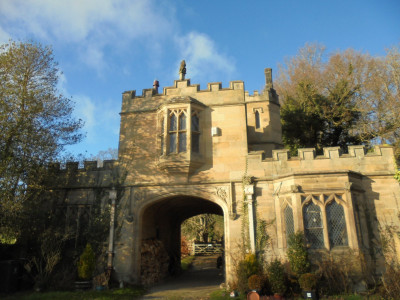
[78,243,96,280]
[268,259,286,295]
[287,232,310,276]
[316,254,353,295]
[248,274,263,291]
[236,253,261,293]
[379,263,400,299]
[298,273,318,291]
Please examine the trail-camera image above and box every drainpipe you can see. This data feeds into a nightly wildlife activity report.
[107,188,117,270]
[244,184,256,253]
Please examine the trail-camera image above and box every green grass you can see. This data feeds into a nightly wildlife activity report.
[181,255,195,271]
[2,287,145,300]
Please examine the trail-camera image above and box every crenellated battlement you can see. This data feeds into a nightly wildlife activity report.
[247,145,397,177]
[46,159,119,189]
[49,159,118,172]
[122,79,247,100]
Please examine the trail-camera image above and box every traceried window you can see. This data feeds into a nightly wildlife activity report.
[161,107,201,156]
[158,96,205,174]
[299,194,349,250]
[303,201,324,249]
[168,109,187,153]
[284,205,295,244]
[326,201,348,247]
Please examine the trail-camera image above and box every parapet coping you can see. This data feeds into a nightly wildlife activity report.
[248,145,394,162]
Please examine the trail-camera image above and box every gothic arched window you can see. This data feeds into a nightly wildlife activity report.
[303,201,324,249]
[191,112,200,153]
[169,113,177,153]
[326,201,348,247]
[178,113,187,152]
[284,205,295,244]
[158,96,205,174]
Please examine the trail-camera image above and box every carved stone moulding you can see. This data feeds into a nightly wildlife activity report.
[158,153,204,174]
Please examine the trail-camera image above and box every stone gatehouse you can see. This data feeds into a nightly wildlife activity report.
[50,66,400,285]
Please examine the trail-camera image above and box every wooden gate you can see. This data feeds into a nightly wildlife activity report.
[193,243,223,255]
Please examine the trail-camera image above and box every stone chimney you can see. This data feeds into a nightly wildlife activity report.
[153,80,159,93]
[264,68,273,90]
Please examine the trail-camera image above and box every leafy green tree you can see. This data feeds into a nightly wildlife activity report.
[277,43,400,160]
[0,40,83,242]
[181,214,223,242]
[277,44,362,155]
[356,45,400,161]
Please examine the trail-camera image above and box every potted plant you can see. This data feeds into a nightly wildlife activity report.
[268,259,286,299]
[298,273,318,299]
[248,274,263,291]
[75,243,96,290]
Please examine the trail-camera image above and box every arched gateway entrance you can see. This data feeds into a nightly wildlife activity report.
[139,195,224,285]
[113,188,233,286]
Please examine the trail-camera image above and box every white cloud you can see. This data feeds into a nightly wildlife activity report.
[0,1,235,81]
[175,32,236,82]
[0,0,173,72]
[80,45,106,74]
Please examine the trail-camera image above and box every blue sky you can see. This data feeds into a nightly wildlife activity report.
[1,0,399,158]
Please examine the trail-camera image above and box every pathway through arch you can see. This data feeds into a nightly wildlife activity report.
[140,255,224,299]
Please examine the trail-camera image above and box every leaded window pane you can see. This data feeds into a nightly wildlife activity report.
[192,114,199,132]
[327,201,348,247]
[169,133,176,153]
[170,114,177,131]
[179,114,186,130]
[192,133,200,153]
[303,202,324,249]
[284,205,294,245]
[179,132,187,152]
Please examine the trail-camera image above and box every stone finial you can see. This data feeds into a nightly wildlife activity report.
[264,68,273,90]
[179,60,186,80]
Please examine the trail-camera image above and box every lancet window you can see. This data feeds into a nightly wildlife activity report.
[326,200,348,247]
[255,110,261,129]
[284,204,295,244]
[303,201,325,249]
[191,111,200,153]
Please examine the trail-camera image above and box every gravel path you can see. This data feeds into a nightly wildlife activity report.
[140,255,224,300]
